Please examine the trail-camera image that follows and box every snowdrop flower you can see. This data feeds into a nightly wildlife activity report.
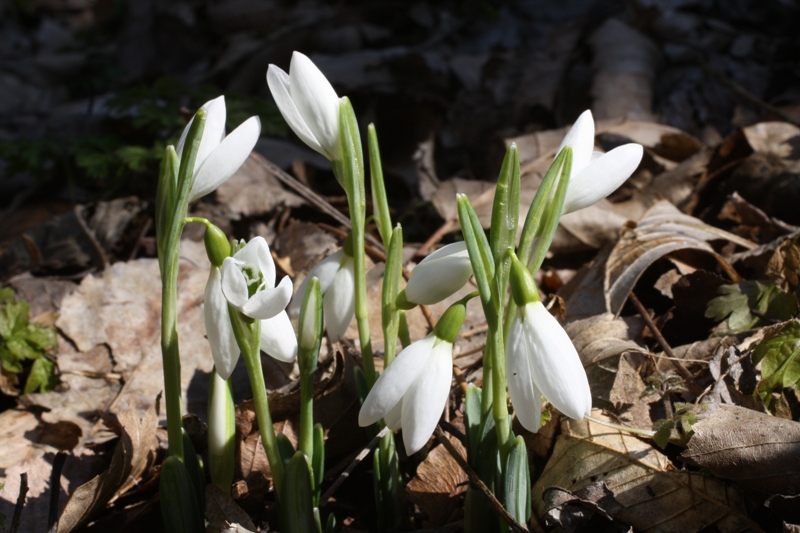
[205,236,296,379]
[558,110,643,215]
[177,96,261,202]
[506,257,591,432]
[398,241,472,307]
[267,52,341,160]
[359,299,468,454]
[289,248,355,343]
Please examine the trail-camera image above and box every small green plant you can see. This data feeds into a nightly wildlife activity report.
[650,403,703,449]
[0,288,58,393]
[705,280,799,334]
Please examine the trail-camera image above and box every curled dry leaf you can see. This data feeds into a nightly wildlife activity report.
[57,402,159,533]
[532,412,762,533]
[206,484,257,533]
[406,435,468,527]
[681,404,800,495]
[564,313,649,424]
[605,200,753,314]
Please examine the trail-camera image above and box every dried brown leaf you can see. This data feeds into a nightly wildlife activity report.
[564,314,647,421]
[532,412,761,533]
[57,402,159,533]
[681,404,800,495]
[406,436,468,527]
[205,484,257,533]
[742,122,800,169]
[605,201,749,314]
[56,239,214,418]
[215,152,305,221]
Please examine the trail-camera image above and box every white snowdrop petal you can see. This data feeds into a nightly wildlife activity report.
[405,247,473,305]
[506,315,542,433]
[289,52,341,156]
[557,109,595,175]
[190,116,261,202]
[267,65,325,155]
[260,311,298,363]
[220,258,249,310]
[418,241,467,264]
[524,302,590,420]
[204,268,240,380]
[358,335,436,427]
[563,143,643,214]
[384,399,403,430]
[241,275,294,320]
[400,341,453,455]
[196,96,228,168]
[323,260,355,343]
[288,250,344,317]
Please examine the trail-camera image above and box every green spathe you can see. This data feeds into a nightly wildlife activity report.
[509,255,540,308]
[204,223,231,267]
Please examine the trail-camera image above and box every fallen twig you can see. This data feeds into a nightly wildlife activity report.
[319,426,390,507]
[629,292,704,396]
[47,451,69,533]
[10,472,28,533]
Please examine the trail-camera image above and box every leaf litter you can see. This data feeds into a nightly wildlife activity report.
[1,0,800,531]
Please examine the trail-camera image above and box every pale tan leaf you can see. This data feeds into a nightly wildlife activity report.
[742,122,800,167]
[564,314,648,423]
[215,152,305,221]
[532,413,762,533]
[681,404,800,495]
[57,404,159,533]
[56,239,214,418]
[605,201,750,314]
[206,484,257,533]
[406,435,468,527]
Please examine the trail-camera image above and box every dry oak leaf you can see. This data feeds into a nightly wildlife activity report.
[406,435,468,527]
[681,403,800,495]
[56,402,159,533]
[605,200,754,314]
[532,412,762,533]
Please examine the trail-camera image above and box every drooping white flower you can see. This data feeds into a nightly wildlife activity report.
[204,237,296,379]
[558,110,643,215]
[177,96,261,203]
[289,249,355,343]
[359,299,468,455]
[403,241,472,306]
[267,52,341,160]
[359,334,454,454]
[506,301,592,432]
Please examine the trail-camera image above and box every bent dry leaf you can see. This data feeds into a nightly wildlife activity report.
[605,200,753,314]
[681,404,800,495]
[57,402,159,533]
[406,435,468,527]
[532,412,761,533]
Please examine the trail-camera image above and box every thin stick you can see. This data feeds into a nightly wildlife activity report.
[10,473,28,533]
[319,426,390,506]
[433,426,534,533]
[628,293,704,396]
[47,451,68,532]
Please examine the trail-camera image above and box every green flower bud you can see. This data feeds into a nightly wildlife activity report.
[510,254,540,307]
[204,223,231,267]
[433,300,467,344]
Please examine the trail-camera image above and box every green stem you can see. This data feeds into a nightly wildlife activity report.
[230,311,285,495]
[489,327,511,461]
[299,369,314,460]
